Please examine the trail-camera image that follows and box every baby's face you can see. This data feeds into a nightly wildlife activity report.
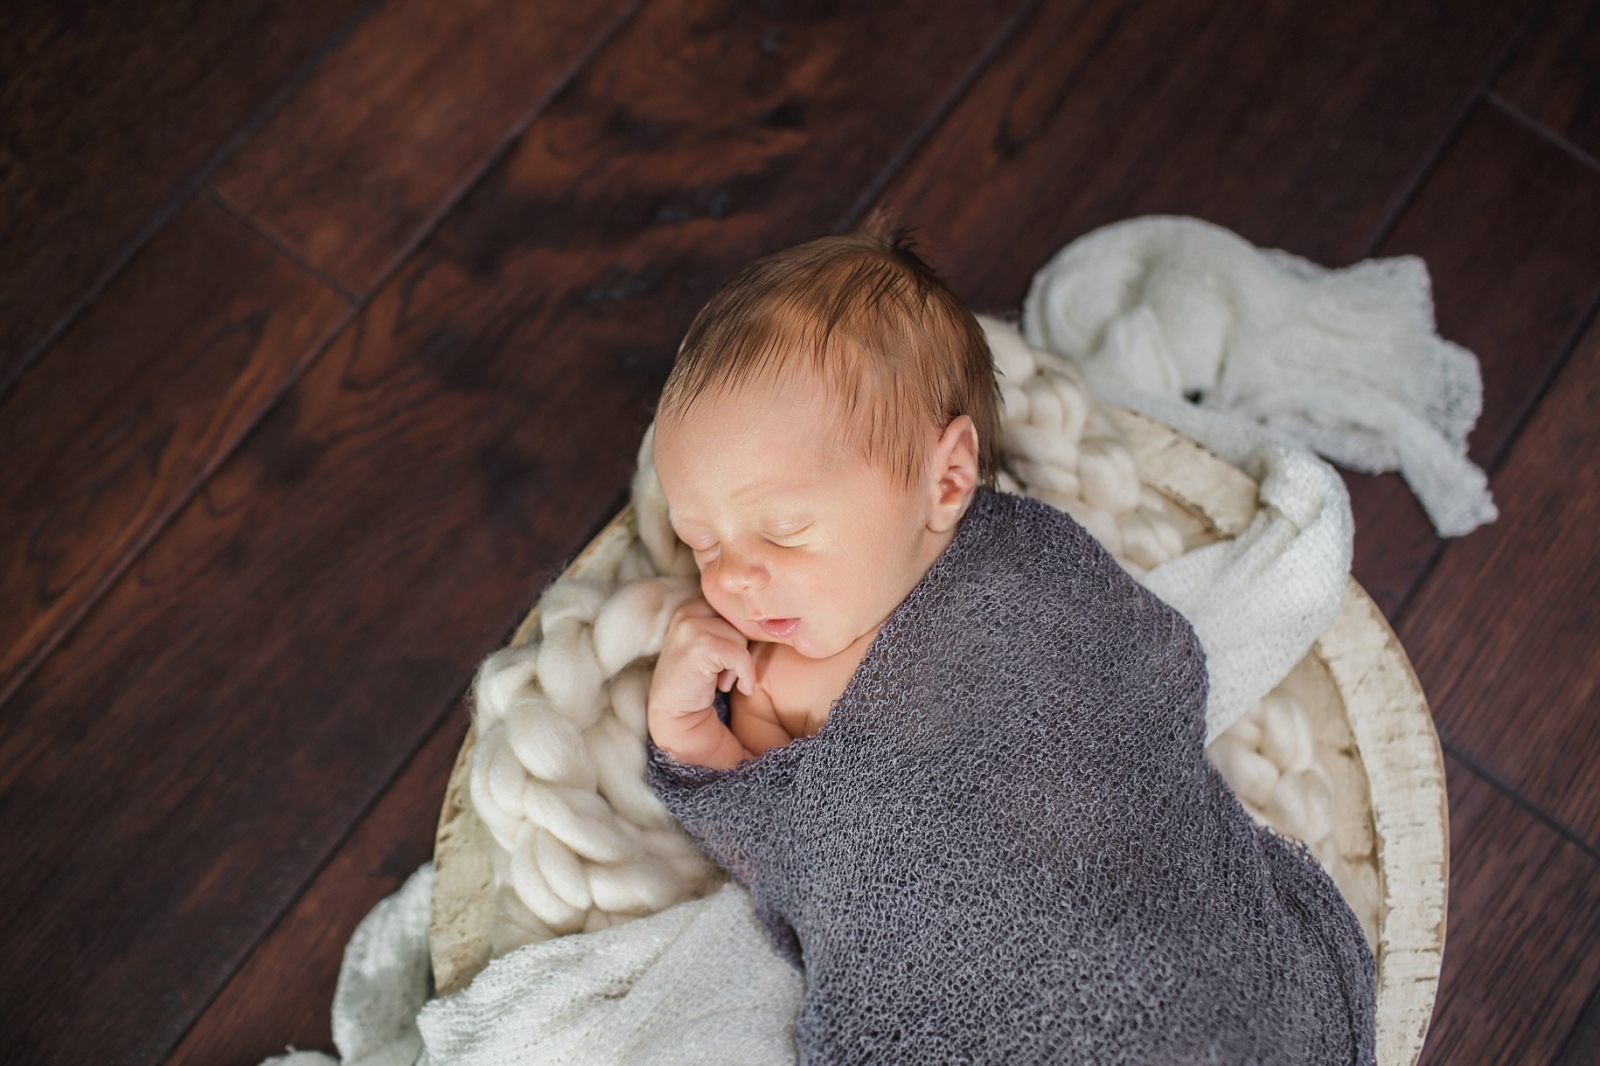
[653,375,951,660]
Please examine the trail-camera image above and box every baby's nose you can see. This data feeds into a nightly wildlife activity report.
[717,552,770,593]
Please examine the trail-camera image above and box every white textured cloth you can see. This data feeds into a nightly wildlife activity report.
[1139,427,1352,740]
[417,883,801,1064]
[265,869,800,1066]
[1022,215,1496,537]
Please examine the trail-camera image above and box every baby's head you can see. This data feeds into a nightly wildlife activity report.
[651,226,1001,659]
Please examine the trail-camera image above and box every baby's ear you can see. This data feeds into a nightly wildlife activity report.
[927,415,980,532]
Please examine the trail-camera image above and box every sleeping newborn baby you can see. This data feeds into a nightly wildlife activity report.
[646,227,1376,1064]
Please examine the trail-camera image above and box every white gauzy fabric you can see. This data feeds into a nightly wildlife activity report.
[1021,215,1496,537]
[264,870,800,1066]
[417,883,801,1065]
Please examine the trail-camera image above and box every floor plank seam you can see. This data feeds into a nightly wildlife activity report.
[0,0,389,406]
[842,0,1044,232]
[0,0,643,718]
[204,187,362,304]
[1487,92,1600,176]
[351,0,646,298]
[1357,0,1558,261]
[1439,735,1600,866]
[1481,288,1600,475]
[157,695,472,1066]
[0,295,360,713]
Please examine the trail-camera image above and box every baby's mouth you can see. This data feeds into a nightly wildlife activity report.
[757,617,800,639]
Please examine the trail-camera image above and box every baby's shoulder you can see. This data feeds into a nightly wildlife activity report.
[959,490,1122,594]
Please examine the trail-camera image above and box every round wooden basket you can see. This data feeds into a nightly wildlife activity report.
[428,410,1448,1064]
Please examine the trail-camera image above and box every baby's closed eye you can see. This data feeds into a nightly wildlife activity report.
[762,522,812,547]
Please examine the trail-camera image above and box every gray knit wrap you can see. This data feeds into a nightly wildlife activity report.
[649,489,1376,1064]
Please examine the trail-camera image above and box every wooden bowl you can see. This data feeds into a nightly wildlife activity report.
[429,411,1447,1064]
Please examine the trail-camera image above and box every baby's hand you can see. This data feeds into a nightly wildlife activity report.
[648,598,758,768]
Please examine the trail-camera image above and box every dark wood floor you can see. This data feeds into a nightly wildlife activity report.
[2,1,1598,1062]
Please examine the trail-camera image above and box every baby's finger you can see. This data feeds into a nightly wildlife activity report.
[671,595,718,623]
[725,644,756,696]
[716,668,735,693]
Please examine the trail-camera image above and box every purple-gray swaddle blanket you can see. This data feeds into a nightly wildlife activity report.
[649,488,1375,1064]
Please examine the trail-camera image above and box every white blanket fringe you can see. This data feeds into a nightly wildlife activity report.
[1022,215,1495,537]
[271,216,1476,1065]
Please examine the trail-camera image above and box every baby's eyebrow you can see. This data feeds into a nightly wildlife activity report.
[665,513,706,537]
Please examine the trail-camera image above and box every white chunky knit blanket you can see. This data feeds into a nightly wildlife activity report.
[267,218,1483,1066]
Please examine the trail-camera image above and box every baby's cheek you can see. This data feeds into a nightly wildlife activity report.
[698,571,726,613]
[697,571,744,630]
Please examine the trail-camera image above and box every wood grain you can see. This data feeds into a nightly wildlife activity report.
[1417,756,1600,1065]
[1346,103,1600,615]
[0,196,348,706]
[1400,314,1600,849]
[212,0,636,298]
[0,0,372,388]
[165,705,468,1066]
[1496,0,1600,162]
[876,0,1543,314]
[0,2,1026,1061]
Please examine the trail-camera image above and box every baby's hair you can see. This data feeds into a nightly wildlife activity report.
[657,220,1002,487]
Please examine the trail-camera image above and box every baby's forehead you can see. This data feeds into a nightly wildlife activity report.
[654,378,903,505]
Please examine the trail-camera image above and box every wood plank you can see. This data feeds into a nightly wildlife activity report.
[0,196,349,706]
[1495,0,1600,162]
[876,0,1542,314]
[0,2,1027,1061]
[0,0,373,388]
[1400,313,1600,847]
[1418,755,1600,1065]
[1348,103,1600,615]
[165,705,468,1066]
[211,0,636,298]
